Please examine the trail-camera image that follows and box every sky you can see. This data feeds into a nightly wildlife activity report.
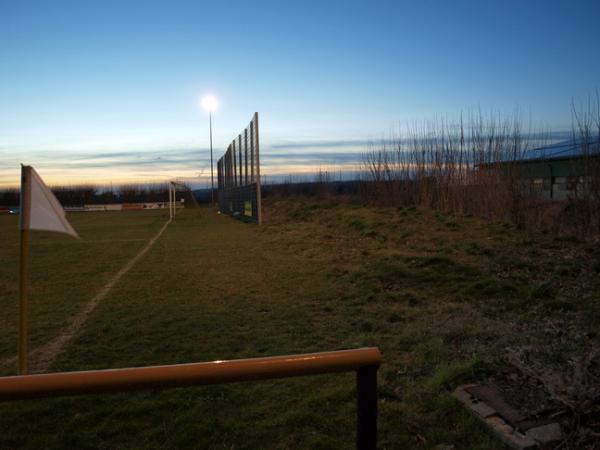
[1,0,599,187]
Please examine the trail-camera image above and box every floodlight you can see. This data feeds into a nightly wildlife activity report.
[201,95,219,112]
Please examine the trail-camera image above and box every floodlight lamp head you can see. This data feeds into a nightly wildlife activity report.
[201,95,218,113]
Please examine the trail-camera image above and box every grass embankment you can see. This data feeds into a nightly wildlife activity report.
[0,200,598,449]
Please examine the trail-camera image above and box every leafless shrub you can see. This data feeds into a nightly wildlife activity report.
[360,107,600,236]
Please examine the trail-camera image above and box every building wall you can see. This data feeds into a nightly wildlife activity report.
[518,158,591,200]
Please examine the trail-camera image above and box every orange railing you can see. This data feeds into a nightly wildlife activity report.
[0,348,382,449]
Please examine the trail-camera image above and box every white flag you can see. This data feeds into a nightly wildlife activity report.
[20,165,78,238]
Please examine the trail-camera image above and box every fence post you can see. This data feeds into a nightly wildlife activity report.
[356,365,378,450]
[254,112,262,225]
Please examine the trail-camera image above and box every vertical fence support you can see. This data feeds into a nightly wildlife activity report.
[254,112,262,225]
[244,128,249,185]
[238,134,243,187]
[356,365,378,450]
[250,124,255,182]
[232,141,237,187]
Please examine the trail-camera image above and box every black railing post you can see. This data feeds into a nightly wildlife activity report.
[357,365,378,450]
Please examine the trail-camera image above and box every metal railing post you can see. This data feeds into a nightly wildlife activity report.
[356,365,378,450]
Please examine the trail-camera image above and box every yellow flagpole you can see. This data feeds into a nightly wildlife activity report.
[19,165,31,375]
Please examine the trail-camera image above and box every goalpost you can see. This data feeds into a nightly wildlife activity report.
[168,181,188,219]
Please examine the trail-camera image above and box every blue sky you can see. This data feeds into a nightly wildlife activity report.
[1,0,599,186]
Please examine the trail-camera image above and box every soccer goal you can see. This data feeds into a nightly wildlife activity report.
[167,181,198,218]
[216,112,262,224]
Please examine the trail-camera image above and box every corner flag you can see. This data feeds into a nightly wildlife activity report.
[20,165,78,238]
[18,165,78,375]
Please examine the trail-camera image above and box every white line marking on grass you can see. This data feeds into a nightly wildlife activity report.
[81,239,149,243]
[0,218,172,374]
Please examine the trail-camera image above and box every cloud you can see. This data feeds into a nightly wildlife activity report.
[0,130,574,187]
[268,139,374,150]
[13,142,367,170]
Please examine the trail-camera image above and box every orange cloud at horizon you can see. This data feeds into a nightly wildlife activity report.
[0,162,361,189]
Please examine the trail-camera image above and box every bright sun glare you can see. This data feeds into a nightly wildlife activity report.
[201,95,219,112]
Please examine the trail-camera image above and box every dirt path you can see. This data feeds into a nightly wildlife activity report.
[0,218,172,374]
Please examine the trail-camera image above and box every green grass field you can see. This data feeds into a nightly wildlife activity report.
[0,200,598,449]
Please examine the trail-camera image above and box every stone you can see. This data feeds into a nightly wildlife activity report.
[470,400,497,418]
[525,423,562,445]
[451,385,496,418]
[453,385,538,450]
[486,416,537,450]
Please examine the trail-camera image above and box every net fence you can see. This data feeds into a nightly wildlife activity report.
[216,112,262,224]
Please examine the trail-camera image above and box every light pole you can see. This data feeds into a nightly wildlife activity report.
[201,95,218,205]
[209,110,213,204]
